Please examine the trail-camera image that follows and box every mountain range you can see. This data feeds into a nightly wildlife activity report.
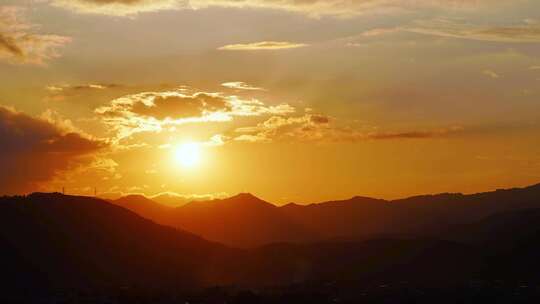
[111,183,540,247]
[3,184,540,301]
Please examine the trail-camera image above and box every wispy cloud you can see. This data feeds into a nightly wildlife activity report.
[46,83,122,92]
[49,0,187,16]
[361,18,540,43]
[222,82,265,91]
[43,0,514,20]
[190,0,493,18]
[44,83,126,103]
[0,6,70,65]
[483,69,501,79]
[234,113,463,143]
[218,41,308,51]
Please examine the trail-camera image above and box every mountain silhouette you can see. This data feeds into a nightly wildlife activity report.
[112,194,174,226]
[0,193,233,293]
[172,193,319,247]
[113,193,318,247]
[280,196,393,240]
[4,190,540,301]
[0,193,485,290]
[113,183,540,247]
[150,192,193,207]
[450,208,540,245]
[441,207,540,281]
[283,183,540,240]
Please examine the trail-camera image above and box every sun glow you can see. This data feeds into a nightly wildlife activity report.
[174,142,201,168]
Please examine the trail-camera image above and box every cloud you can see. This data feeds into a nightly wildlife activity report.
[48,0,187,16]
[235,113,463,143]
[130,92,231,119]
[46,83,122,92]
[483,69,500,79]
[222,81,265,91]
[42,0,508,19]
[363,18,540,43]
[366,129,462,140]
[96,89,295,139]
[190,0,491,18]
[0,6,70,65]
[218,41,308,51]
[0,105,107,195]
[157,134,229,148]
[203,134,229,146]
[45,0,512,18]
[44,83,128,103]
[408,20,540,43]
[234,114,333,143]
[150,191,229,206]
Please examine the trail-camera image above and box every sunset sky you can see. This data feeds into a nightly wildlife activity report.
[1,0,539,204]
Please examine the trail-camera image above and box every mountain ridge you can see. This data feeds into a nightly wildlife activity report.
[109,182,540,247]
[0,192,236,292]
[4,188,540,301]
[111,182,540,209]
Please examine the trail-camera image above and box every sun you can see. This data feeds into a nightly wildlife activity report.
[174,142,201,168]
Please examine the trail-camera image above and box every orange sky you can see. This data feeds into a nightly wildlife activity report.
[1,0,539,203]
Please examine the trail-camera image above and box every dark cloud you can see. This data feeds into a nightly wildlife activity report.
[309,114,330,124]
[235,114,463,143]
[0,106,106,195]
[0,33,23,56]
[131,93,230,120]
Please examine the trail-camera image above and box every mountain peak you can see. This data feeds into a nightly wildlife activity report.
[351,195,388,203]
[282,202,302,208]
[181,192,273,210]
[231,192,260,200]
[217,192,276,208]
